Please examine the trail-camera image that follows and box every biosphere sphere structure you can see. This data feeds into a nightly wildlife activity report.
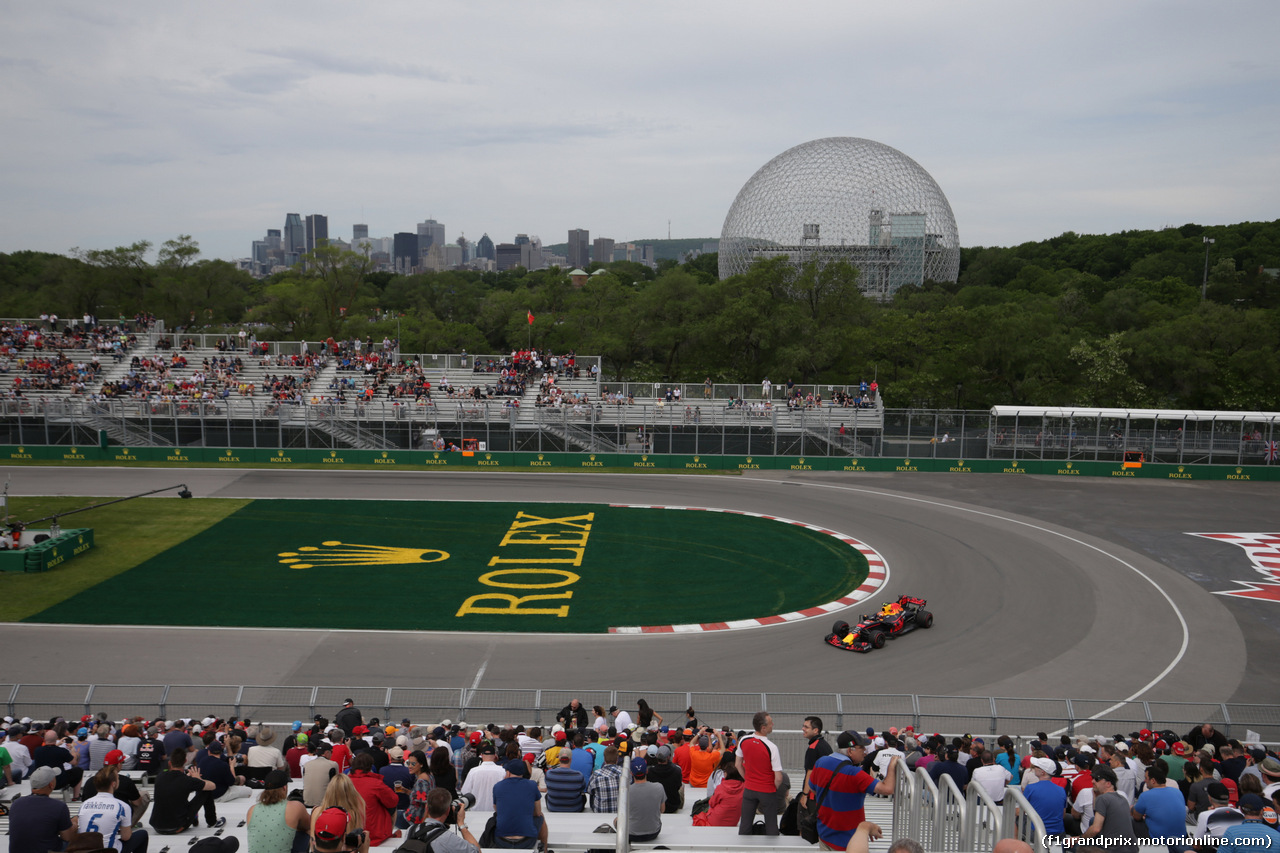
[718,137,960,298]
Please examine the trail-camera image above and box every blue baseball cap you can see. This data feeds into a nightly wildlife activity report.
[631,757,647,775]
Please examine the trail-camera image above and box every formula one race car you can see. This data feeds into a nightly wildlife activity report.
[826,595,932,652]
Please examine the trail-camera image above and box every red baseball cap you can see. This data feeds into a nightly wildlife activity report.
[314,808,350,841]
[352,725,368,735]
[554,731,566,742]
[1172,742,1188,756]
[469,731,483,744]
[104,749,126,766]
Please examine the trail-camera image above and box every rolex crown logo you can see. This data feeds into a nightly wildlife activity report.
[278,541,450,570]
[958,460,964,466]
[538,454,544,460]
[382,451,388,458]
[797,457,803,464]
[590,454,596,461]
[1178,465,1185,472]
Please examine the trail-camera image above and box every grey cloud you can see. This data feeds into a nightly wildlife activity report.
[97,152,175,167]
[252,47,461,83]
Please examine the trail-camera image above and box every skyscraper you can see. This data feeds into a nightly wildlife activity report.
[284,213,304,256]
[476,233,495,261]
[593,237,614,265]
[353,223,369,241]
[305,214,329,252]
[393,232,419,273]
[567,229,589,269]
[417,219,445,250]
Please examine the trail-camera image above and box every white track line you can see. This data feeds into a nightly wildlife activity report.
[767,479,1191,718]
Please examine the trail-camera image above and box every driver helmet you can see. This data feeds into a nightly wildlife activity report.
[880,602,903,616]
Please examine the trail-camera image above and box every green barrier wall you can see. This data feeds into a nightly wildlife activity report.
[0,528,94,573]
[0,446,1275,480]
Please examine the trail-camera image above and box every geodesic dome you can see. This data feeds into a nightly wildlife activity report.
[718,137,960,297]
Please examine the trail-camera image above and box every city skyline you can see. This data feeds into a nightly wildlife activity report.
[4,1,1279,264]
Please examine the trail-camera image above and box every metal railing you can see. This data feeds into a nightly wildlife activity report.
[5,685,1277,767]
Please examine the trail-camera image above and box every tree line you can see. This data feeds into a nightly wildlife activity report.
[1,220,1278,410]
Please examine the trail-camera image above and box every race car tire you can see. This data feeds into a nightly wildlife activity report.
[917,610,933,628]
[870,629,887,649]
[832,620,849,637]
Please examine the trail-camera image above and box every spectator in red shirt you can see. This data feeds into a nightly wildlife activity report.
[286,734,309,779]
[734,711,783,836]
[672,730,693,783]
[348,753,399,846]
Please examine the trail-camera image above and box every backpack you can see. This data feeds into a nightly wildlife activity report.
[395,822,449,853]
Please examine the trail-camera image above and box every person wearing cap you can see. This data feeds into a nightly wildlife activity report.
[621,757,665,842]
[81,750,151,828]
[646,744,684,813]
[1260,755,1280,799]
[670,728,693,783]
[1131,760,1186,841]
[689,729,724,789]
[807,730,896,850]
[1023,756,1067,836]
[161,720,194,763]
[301,741,339,809]
[1194,780,1245,838]
[735,711,784,836]
[8,766,78,853]
[493,757,548,850]
[245,768,310,853]
[610,705,633,732]
[1064,753,1096,836]
[1222,793,1280,846]
[197,740,251,804]
[459,740,505,811]
[311,800,368,853]
[80,765,149,853]
[335,699,363,738]
[1,726,31,783]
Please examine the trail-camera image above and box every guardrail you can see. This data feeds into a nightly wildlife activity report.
[3,685,1276,769]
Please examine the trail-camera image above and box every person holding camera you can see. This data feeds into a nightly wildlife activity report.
[407,788,480,853]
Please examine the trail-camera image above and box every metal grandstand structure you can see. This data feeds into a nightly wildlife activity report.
[718,137,961,297]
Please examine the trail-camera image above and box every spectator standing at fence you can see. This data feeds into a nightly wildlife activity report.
[335,699,363,737]
[735,711,784,836]
[557,700,589,730]
[808,730,895,850]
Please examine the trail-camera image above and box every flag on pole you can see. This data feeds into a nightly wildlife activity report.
[527,310,535,325]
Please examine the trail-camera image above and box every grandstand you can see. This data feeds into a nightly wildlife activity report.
[2,686,1273,851]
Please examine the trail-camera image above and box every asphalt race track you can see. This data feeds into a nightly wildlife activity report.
[2,467,1277,707]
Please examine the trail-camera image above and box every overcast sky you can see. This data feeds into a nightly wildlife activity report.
[4,0,1278,262]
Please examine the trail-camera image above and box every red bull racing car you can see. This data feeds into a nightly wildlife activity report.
[826,595,933,652]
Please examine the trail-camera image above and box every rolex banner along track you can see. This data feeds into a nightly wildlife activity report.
[25,500,870,633]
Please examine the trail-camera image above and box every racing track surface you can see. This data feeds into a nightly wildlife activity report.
[2,467,1277,707]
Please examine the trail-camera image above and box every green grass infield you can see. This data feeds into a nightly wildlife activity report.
[23,500,869,633]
